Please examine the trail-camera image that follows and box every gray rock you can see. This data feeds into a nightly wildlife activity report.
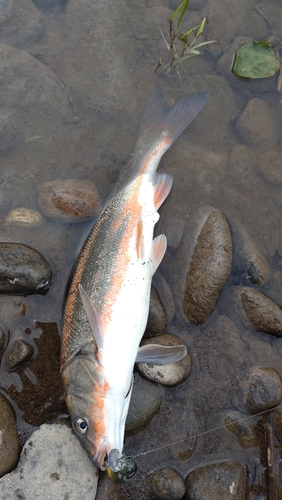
[223,409,257,448]
[0,110,24,154]
[182,206,232,324]
[0,243,52,294]
[273,404,282,442]
[0,393,20,478]
[236,98,278,148]
[0,420,98,499]
[147,467,186,500]
[241,288,282,337]
[126,373,162,432]
[245,367,282,414]
[185,461,244,500]
[230,218,270,285]
[145,287,167,337]
[5,208,43,228]
[1,338,34,371]
[0,0,44,48]
[137,333,191,386]
[258,150,282,187]
[38,178,101,222]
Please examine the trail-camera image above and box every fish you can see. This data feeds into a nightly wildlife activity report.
[60,87,208,472]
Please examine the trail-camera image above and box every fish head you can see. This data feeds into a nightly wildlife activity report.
[61,351,133,470]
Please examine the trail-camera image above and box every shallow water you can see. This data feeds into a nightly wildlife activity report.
[0,0,282,498]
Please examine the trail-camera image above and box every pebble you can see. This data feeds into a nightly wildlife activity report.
[1,338,34,371]
[144,287,166,337]
[258,150,282,187]
[5,207,43,228]
[146,467,186,500]
[0,393,20,478]
[241,288,282,337]
[223,409,257,448]
[0,0,44,48]
[236,98,278,148]
[0,243,52,294]
[273,404,282,442]
[230,218,270,285]
[126,373,162,432]
[185,461,244,500]
[245,367,282,414]
[0,420,98,499]
[0,110,24,154]
[182,206,232,324]
[137,333,191,386]
[38,178,101,222]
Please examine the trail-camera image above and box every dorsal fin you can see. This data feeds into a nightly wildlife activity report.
[78,284,105,351]
[152,234,167,274]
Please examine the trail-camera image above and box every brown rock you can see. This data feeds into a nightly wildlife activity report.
[147,467,186,500]
[38,178,100,222]
[137,333,191,386]
[245,367,282,414]
[183,207,232,324]
[0,393,20,477]
[185,461,244,500]
[241,288,282,337]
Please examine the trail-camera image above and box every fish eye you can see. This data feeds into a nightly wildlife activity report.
[75,418,88,434]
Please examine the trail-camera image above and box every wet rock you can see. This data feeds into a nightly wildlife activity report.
[206,6,236,58]
[126,373,162,432]
[185,461,244,500]
[258,150,282,187]
[0,110,24,153]
[38,178,101,222]
[137,333,191,386]
[5,207,43,228]
[230,218,270,285]
[0,296,31,325]
[0,419,98,498]
[147,467,186,500]
[1,339,34,371]
[223,409,257,448]
[236,99,278,148]
[0,0,44,48]
[153,274,176,324]
[245,367,282,414]
[182,207,232,324]
[273,404,282,442]
[145,287,167,337]
[0,393,20,477]
[0,243,52,294]
[241,288,282,337]
[165,214,186,251]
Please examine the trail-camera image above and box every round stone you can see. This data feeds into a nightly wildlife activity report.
[5,207,43,228]
[126,373,162,432]
[185,461,244,500]
[146,467,186,500]
[236,98,278,147]
[38,178,100,222]
[0,393,20,477]
[241,288,282,337]
[137,333,191,386]
[0,243,52,294]
[223,409,257,448]
[182,207,232,324]
[245,367,282,414]
[2,339,34,371]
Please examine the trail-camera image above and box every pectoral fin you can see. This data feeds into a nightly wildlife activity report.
[152,234,167,274]
[78,284,104,351]
[136,344,187,364]
[153,173,173,210]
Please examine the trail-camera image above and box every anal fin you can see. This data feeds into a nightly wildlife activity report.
[152,234,167,274]
[153,173,173,210]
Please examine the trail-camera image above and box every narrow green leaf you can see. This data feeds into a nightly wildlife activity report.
[196,17,206,37]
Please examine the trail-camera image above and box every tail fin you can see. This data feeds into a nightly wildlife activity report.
[140,86,208,143]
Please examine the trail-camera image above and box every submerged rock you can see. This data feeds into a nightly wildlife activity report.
[5,207,43,228]
[146,467,186,500]
[0,243,52,294]
[137,333,191,386]
[0,420,98,499]
[223,409,257,448]
[126,373,162,432]
[185,461,244,500]
[0,393,20,478]
[1,338,34,371]
[145,287,167,337]
[245,367,282,414]
[258,150,282,187]
[236,98,278,148]
[0,0,44,48]
[182,207,232,324]
[0,110,24,153]
[38,178,100,222]
[241,288,282,337]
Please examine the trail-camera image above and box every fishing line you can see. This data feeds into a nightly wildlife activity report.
[132,404,282,460]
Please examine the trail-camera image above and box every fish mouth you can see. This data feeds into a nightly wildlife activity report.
[93,441,110,471]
